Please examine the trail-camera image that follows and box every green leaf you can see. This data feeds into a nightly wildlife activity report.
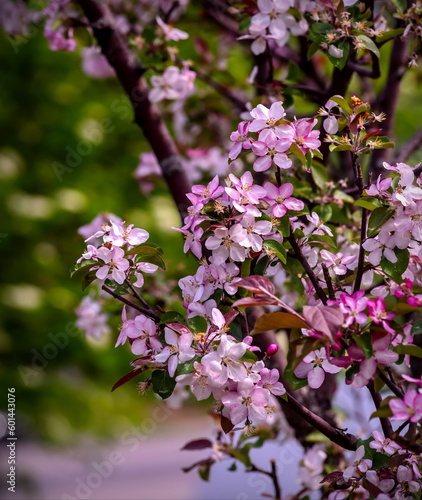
[393,344,422,358]
[305,432,331,443]
[238,16,251,32]
[82,270,97,291]
[354,197,382,211]
[278,216,291,237]
[70,259,98,278]
[307,40,320,60]
[329,143,353,152]
[284,366,308,391]
[411,321,422,335]
[329,95,352,114]
[370,407,393,419]
[376,28,404,44]
[160,311,186,324]
[126,244,163,257]
[188,315,208,334]
[253,254,270,276]
[327,41,350,70]
[356,35,380,58]
[313,204,333,221]
[391,0,407,11]
[352,332,373,359]
[311,161,328,190]
[135,253,166,270]
[289,142,306,165]
[380,248,409,282]
[367,207,395,237]
[151,370,176,399]
[307,234,337,250]
[253,312,309,333]
[263,239,287,264]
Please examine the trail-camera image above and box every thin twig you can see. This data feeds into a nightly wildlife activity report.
[376,367,404,398]
[102,285,161,321]
[124,278,151,309]
[394,126,422,163]
[288,232,328,305]
[367,380,394,438]
[322,263,335,300]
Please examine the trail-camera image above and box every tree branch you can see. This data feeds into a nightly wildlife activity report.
[394,125,422,163]
[76,0,192,220]
[102,285,161,321]
[368,380,393,438]
[279,393,358,450]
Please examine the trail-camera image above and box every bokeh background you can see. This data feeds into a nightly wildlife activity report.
[1,7,422,500]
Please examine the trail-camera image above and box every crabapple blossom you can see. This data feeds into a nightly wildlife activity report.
[130,315,162,356]
[95,246,130,284]
[369,430,402,455]
[149,66,195,103]
[305,212,333,237]
[389,390,422,423]
[264,182,304,218]
[229,121,252,160]
[291,118,321,154]
[258,368,286,396]
[320,250,356,275]
[294,348,341,389]
[205,225,247,265]
[221,379,270,425]
[343,445,372,481]
[154,327,195,377]
[156,16,188,41]
[75,296,110,340]
[251,129,292,171]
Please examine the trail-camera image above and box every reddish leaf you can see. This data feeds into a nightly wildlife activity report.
[253,312,309,333]
[235,276,275,295]
[111,367,145,392]
[181,439,213,451]
[321,470,344,485]
[362,128,383,142]
[220,415,235,434]
[303,304,344,341]
[182,458,214,473]
[166,323,192,335]
[223,310,239,326]
[232,296,278,308]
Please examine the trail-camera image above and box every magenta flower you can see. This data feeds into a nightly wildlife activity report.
[292,118,321,153]
[335,290,368,327]
[205,225,247,265]
[95,247,129,284]
[367,298,396,334]
[264,182,304,218]
[130,315,162,356]
[389,389,422,423]
[191,175,224,201]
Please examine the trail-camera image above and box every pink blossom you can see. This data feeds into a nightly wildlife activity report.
[365,175,393,198]
[264,182,304,218]
[176,361,214,401]
[258,368,286,396]
[320,250,356,275]
[362,232,397,266]
[149,66,195,103]
[191,175,224,201]
[81,47,115,79]
[252,0,293,38]
[292,118,321,153]
[229,121,252,160]
[343,445,372,481]
[389,389,422,423]
[105,221,149,248]
[367,298,396,334]
[396,465,421,496]
[306,212,333,237]
[369,430,402,455]
[238,213,273,252]
[75,296,110,340]
[294,348,341,389]
[130,315,162,356]
[222,379,270,425]
[156,16,189,41]
[95,247,130,284]
[237,24,278,55]
[132,262,158,288]
[205,225,247,265]
[251,129,292,171]
[201,334,248,384]
[44,19,76,52]
[155,327,195,377]
[248,102,288,134]
[334,290,368,327]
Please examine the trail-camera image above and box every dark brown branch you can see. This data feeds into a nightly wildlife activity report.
[278,393,358,450]
[368,380,393,438]
[247,460,281,500]
[370,35,410,176]
[394,126,422,163]
[376,367,404,398]
[102,285,161,321]
[288,232,328,305]
[76,0,192,220]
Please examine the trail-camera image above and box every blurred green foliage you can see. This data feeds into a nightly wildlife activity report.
[0,30,195,444]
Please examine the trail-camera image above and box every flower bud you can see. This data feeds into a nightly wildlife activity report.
[266,343,279,356]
